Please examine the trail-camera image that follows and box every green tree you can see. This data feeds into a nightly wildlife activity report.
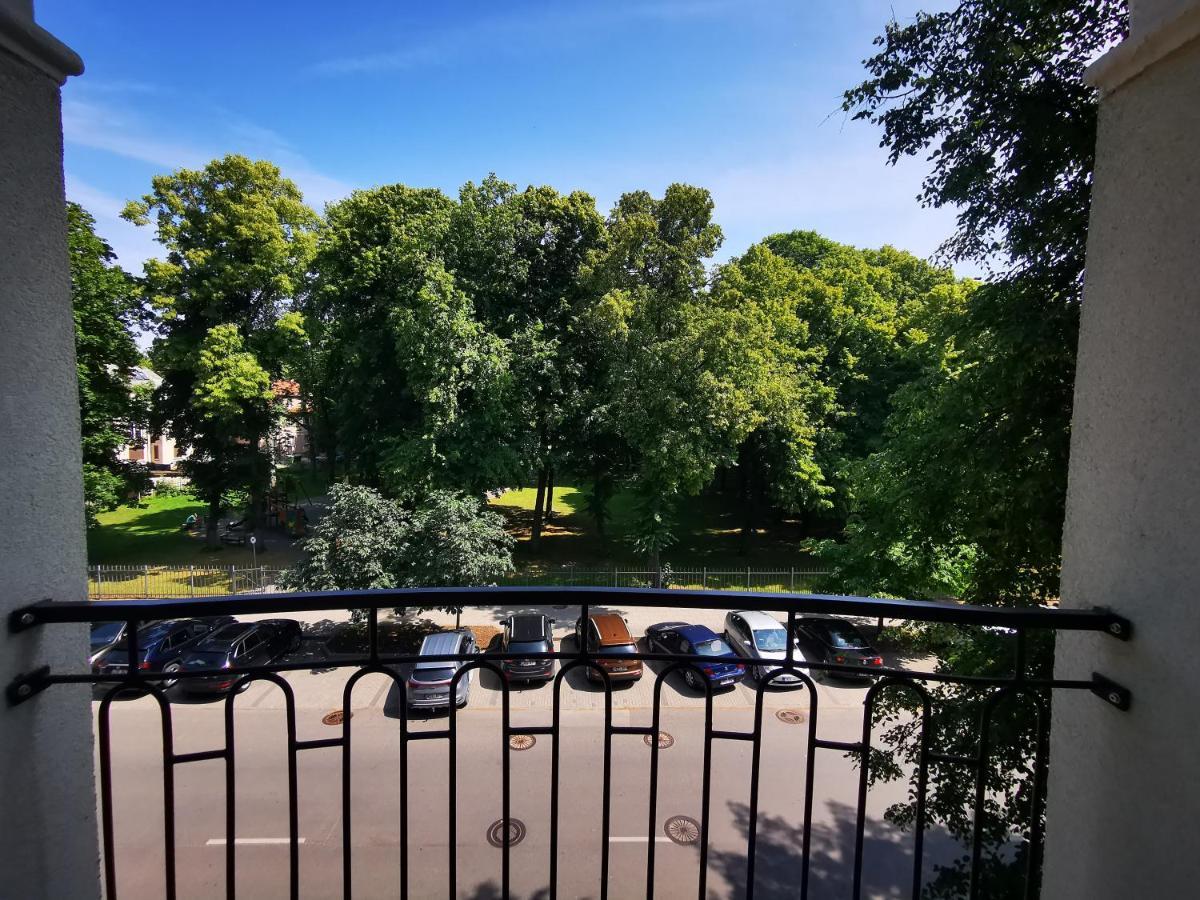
[123,155,318,546]
[837,2,1128,895]
[709,244,837,549]
[761,231,966,522]
[285,484,513,622]
[586,186,830,569]
[67,202,149,524]
[312,184,518,498]
[448,176,607,546]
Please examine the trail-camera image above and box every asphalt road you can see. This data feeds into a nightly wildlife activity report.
[93,602,956,899]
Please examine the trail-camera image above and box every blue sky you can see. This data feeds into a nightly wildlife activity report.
[43,0,963,275]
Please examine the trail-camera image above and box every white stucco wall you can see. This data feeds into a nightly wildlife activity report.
[1043,1,1200,896]
[0,7,99,899]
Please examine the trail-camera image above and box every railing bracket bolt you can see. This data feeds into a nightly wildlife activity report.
[6,666,51,707]
[1091,673,1131,711]
[1095,608,1132,640]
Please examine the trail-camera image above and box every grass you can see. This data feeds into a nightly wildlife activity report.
[86,477,821,595]
[488,482,819,571]
[87,492,303,567]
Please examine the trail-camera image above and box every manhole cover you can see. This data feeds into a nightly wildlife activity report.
[322,710,352,726]
[509,734,536,751]
[776,709,806,725]
[486,818,526,848]
[644,731,675,749]
[664,815,701,845]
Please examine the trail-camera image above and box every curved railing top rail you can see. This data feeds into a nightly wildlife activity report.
[10,585,1131,636]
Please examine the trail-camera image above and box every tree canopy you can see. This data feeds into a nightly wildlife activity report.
[122,154,319,545]
[67,202,148,524]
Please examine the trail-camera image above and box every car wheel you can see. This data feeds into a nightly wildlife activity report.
[684,669,698,690]
[161,662,181,691]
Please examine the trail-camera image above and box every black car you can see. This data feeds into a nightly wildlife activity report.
[179,619,302,694]
[90,621,130,657]
[91,617,237,689]
[791,617,882,679]
[498,613,555,683]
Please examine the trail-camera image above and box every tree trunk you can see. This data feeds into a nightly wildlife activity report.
[544,466,555,520]
[592,469,608,546]
[205,497,221,549]
[324,424,337,483]
[739,446,755,555]
[531,466,547,548]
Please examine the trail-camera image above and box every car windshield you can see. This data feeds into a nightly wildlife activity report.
[753,628,789,652]
[508,640,548,654]
[91,622,123,644]
[599,643,637,656]
[820,623,869,649]
[411,666,456,684]
[694,638,733,656]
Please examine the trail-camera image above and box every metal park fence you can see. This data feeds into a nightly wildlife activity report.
[87,564,830,600]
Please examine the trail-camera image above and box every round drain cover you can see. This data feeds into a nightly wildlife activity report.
[664,815,701,845]
[322,710,351,726]
[487,818,526,848]
[509,734,536,751]
[776,709,806,725]
[643,731,674,749]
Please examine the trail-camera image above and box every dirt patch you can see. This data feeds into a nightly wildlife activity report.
[325,618,441,655]
[324,620,500,657]
[465,624,501,650]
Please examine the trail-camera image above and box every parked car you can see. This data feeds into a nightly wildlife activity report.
[89,621,129,657]
[791,617,882,680]
[178,619,302,694]
[645,621,745,690]
[574,613,643,684]
[406,630,478,711]
[91,616,238,690]
[723,610,806,687]
[499,613,555,683]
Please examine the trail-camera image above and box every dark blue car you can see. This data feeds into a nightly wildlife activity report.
[645,622,746,690]
[91,616,237,691]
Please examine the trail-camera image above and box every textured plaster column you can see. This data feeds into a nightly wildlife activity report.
[1043,0,1200,896]
[0,3,98,899]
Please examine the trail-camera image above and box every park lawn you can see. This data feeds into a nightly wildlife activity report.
[87,493,302,567]
[488,483,818,572]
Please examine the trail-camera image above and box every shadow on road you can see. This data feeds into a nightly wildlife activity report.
[708,799,960,900]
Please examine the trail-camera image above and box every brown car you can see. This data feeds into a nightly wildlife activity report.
[575,613,643,683]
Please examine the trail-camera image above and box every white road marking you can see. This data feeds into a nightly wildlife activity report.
[205,838,306,846]
[609,836,673,843]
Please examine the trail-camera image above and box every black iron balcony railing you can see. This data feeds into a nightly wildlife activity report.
[7,587,1130,900]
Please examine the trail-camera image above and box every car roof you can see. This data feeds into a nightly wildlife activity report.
[509,614,547,641]
[733,610,785,630]
[675,624,720,643]
[800,617,870,640]
[416,631,468,664]
[589,613,633,646]
[137,619,191,640]
[198,623,256,647]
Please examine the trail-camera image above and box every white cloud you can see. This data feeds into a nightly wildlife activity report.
[312,0,749,75]
[62,97,353,216]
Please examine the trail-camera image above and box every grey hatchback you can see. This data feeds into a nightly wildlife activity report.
[406,630,477,711]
